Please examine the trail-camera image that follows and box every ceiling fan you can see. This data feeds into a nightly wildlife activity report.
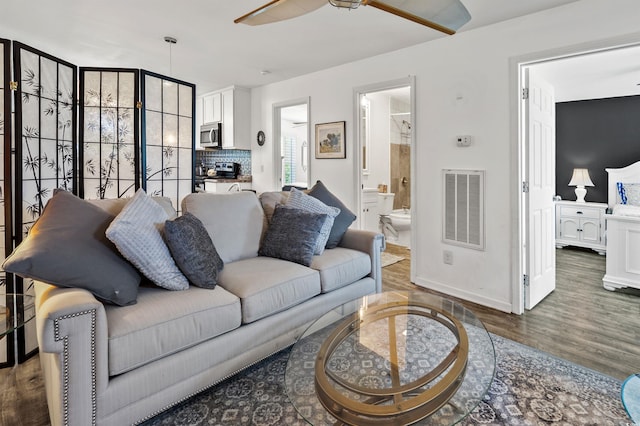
[234,0,471,35]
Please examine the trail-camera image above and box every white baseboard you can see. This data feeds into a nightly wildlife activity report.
[413,277,513,314]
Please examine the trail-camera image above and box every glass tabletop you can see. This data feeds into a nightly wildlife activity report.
[0,293,36,338]
[622,373,640,423]
[285,291,496,425]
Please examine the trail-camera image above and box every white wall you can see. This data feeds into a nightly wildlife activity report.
[251,0,640,312]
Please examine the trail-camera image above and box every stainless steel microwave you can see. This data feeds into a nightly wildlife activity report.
[200,122,222,148]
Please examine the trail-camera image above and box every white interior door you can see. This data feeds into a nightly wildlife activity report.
[525,68,556,309]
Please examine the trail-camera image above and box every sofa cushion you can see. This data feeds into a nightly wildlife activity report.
[308,180,357,248]
[106,189,189,291]
[218,257,321,324]
[2,190,141,306]
[182,192,265,263]
[285,188,340,255]
[164,212,224,289]
[310,247,372,293]
[105,285,241,376]
[259,204,327,266]
[87,196,177,219]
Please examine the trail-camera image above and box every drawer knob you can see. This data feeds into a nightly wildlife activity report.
[576,211,583,214]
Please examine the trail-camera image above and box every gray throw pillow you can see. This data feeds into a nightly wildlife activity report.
[259,205,327,266]
[106,189,189,291]
[164,213,223,289]
[307,180,357,249]
[2,190,141,306]
[285,188,340,255]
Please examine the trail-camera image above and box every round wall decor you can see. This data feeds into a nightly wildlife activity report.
[257,130,266,146]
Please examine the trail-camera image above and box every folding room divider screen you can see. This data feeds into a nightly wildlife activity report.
[12,41,78,361]
[79,68,140,200]
[0,40,195,366]
[141,70,195,214]
[1,38,12,366]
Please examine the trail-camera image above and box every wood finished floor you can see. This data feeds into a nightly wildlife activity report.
[2,244,639,425]
[383,243,640,381]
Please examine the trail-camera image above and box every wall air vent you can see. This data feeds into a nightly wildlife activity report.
[443,169,485,250]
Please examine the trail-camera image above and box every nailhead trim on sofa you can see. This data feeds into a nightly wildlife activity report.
[54,309,97,426]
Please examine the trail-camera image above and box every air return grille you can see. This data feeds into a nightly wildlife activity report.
[443,169,485,250]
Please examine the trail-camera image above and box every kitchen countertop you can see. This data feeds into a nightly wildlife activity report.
[203,175,252,183]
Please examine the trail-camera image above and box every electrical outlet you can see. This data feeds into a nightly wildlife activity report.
[443,250,453,265]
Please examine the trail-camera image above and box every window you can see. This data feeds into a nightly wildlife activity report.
[282,136,297,185]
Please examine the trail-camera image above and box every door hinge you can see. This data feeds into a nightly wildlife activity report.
[522,88,529,100]
[523,274,530,287]
[522,181,529,193]
[9,81,18,91]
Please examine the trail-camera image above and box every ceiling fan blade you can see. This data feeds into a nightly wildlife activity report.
[365,0,471,35]
[235,0,327,26]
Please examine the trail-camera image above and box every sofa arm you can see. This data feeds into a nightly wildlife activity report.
[338,229,385,293]
[35,282,109,426]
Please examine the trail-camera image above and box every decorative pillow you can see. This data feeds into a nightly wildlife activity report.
[164,213,223,289]
[307,180,357,249]
[617,182,627,205]
[2,190,141,306]
[623,183,640,206]
[285,188,340,255]
[106,189,189,291]
[259,205,327,266]
[258,191,289,224]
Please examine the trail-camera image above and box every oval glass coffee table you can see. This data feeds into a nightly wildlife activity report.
[1,293,36,338]
[285,291,495,425]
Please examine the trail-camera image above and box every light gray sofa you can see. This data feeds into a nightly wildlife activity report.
[34,191,384,426]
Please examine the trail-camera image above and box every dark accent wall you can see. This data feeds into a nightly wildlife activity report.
[556,95,640,204]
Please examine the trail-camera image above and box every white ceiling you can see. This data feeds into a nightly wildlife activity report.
[533,44,640,102]
[1,0,582,95]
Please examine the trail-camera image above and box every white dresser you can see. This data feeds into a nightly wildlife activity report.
[555,200,607,255]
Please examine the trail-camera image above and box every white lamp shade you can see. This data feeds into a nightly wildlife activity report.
[568,168,594,187]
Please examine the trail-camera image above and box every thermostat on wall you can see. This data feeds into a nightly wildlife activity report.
[456,135,472,147]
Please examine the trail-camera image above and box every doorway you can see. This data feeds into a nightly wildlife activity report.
[354,76,416,279]
[514,37,640,314]
[273,98,310,190]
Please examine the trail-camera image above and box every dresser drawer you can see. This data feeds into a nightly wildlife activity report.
[559,206,600,219]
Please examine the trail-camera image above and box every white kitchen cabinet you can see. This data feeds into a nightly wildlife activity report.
[196,86,251,150]
[555,200,607,255]
[221,86,251,150]
[202,92,222,124]
[203,180,252,193]
[361,189,380,232]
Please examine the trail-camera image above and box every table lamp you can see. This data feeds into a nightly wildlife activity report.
[568,168,594,203]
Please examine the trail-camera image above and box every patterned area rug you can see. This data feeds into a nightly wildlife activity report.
[381,252,405,267]
[141,334,629,426]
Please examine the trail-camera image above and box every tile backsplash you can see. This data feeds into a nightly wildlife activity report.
[196,149,252,175]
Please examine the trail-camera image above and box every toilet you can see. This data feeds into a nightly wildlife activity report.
[377,192,395,216]
[377,193,411,248]
[389,209,411,231]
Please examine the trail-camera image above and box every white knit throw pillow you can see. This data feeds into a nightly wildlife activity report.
[106,189,188,290]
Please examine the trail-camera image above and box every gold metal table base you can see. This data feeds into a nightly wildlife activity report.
[314,300,469,426]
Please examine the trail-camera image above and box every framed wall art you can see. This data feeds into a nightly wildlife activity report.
[315,121,346,159]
